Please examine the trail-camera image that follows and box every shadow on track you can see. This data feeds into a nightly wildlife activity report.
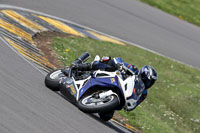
[55,92,131,133]
[88,113,130,133]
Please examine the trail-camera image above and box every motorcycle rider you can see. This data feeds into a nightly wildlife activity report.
[67,54,157,111]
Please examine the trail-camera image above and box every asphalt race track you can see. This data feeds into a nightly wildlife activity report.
[0,0,200,133]
[0,37,131,133]
[1,0,200,68]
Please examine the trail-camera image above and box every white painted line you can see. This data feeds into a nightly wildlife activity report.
[0,4,199,70]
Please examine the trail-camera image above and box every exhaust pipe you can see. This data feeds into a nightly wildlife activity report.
[73,52,91,64]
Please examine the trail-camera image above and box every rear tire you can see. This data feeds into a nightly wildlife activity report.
[78,92,119,113]
[45,69,64,91]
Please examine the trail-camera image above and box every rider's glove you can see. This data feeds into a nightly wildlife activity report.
[116,63,123,71]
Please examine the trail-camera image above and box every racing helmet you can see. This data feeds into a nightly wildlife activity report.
[139,65,157,89]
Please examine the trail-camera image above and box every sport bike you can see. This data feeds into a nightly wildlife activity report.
[45,53,144,121]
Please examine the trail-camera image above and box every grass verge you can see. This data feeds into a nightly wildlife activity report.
[51,36,200,133]
[140,0,200,26]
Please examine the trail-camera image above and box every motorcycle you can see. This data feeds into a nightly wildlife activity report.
[45,52,144,121]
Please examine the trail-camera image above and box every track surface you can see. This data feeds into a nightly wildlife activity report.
[1,0,200,68]
[0,0,200,133]
[0,38,131,133]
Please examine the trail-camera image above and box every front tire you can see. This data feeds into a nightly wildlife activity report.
[45,69,64,91]
[78,91,119,113]
[99,111,115,121]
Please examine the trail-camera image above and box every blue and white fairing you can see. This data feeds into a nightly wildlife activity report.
[78,73,123,100]
[74,70,139,110]
[60,68,141,111]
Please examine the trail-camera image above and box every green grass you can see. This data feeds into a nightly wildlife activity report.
[51,37,200,133]
[140,0,200,26]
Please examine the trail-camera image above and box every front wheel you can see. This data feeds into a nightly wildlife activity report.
[78,91,119,113]
[45,69,65,91]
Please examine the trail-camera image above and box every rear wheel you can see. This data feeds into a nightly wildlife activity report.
[78,90,119,113]
[45,69,65,91]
